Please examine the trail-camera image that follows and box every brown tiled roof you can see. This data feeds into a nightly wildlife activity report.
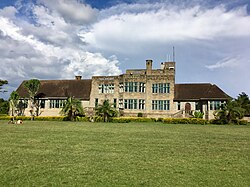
[16,79,92,100]
[174,83,230,101]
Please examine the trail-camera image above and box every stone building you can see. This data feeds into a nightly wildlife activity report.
[15,60,230,119]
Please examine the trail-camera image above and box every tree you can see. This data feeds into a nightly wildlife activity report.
[24,79,41,118]
[9,91,20,119]
[60,97,84,121]
[214,99,245,124]
[95,100,118,122]
[235,92,250,116]
[0,80,8,93]
[0,99,9,114]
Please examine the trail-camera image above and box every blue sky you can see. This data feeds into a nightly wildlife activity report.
[0,0,250,99]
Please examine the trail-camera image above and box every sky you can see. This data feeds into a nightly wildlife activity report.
[0,0,249,100]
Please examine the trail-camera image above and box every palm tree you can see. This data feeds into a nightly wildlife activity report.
[235,92,250,116]
[9,91,20,120]
[95,100,118,122]
[24,79,40,119]
[214,99,245,124]
[60,97,84,121]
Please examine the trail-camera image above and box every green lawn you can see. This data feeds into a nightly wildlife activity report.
[0,121,249,187]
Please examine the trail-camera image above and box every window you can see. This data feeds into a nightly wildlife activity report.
[139,99,145,110]
[119,83,123,93]
[139,82,145,92]
[124,99,128,109]
[166,83,170,93]
[98,84,115,94]
[119,99,123,108]
[152,100,170,110]
[128,82,133,92]
[152,100,157,110]
[95,98,98,107]
[124,99,137,109]
[124,82,140,92]
[210,101,222,110]
[113,98,117,108]
[19,99,28,108]
[152,84,158,93]
[133,82,138,92]
[40,100,45,108]
[152,83,170,93]
[195,102,201,110]
[50,100,65,108]
[177,102,181,110]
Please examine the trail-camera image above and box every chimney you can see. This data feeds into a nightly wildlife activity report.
[161,62,165,69]
[146,59,152,75]
[75,76,82,80]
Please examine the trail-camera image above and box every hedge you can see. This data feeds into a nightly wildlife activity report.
[0,116,68,121]
[0,116,247,125]
[163,118,209,125]
[210,119,248,125]
[111,117,157,123]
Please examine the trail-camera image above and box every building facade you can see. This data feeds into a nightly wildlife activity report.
[15,60,230,119]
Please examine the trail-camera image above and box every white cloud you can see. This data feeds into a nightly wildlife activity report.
[0,1,121,99]
[205,57,240,70]
[0,6,17,19]
[81,4,250,53]
[37,0,97,24]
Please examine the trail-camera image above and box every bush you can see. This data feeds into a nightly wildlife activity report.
[163,118,209,125]
[0,116,68,121]
[93,116,103,122]
[238,120,248,125]
[192,111,204,118]
[137,113,143,117]
[111,117,157,123]
[157,118,164,122]
[75,116,90,122]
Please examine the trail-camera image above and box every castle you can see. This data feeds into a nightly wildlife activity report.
[16,60,230,119]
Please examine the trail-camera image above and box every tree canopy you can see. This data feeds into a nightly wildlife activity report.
[24,79,41,118]
[235,92,250,116]
[0,80,8,93]
[60,97,84,121]
[95,100,118,122]
[24,79,40,97]
[9,91,20,117]
[214,92,250,124]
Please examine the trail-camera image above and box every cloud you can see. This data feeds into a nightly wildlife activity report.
[37,0,97,24]
[0,1,121,98]
[0,6,17,19]
[205,57,240,70]
[81,4,250,54]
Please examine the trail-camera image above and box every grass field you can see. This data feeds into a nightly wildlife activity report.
[0,121,249,187]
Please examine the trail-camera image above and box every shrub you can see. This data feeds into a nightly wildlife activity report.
[75,116,90,122]
[93,116,103,122]
[163,118,209,125]
[0,116,68,121]
[111,117,157,123]
[238,120,248,125]
[210,119,248,125]
[192,111,204,118]
[157,118,164,122]
[111,117,131,123]
[137,113,143,117]
[34,116,68,121]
